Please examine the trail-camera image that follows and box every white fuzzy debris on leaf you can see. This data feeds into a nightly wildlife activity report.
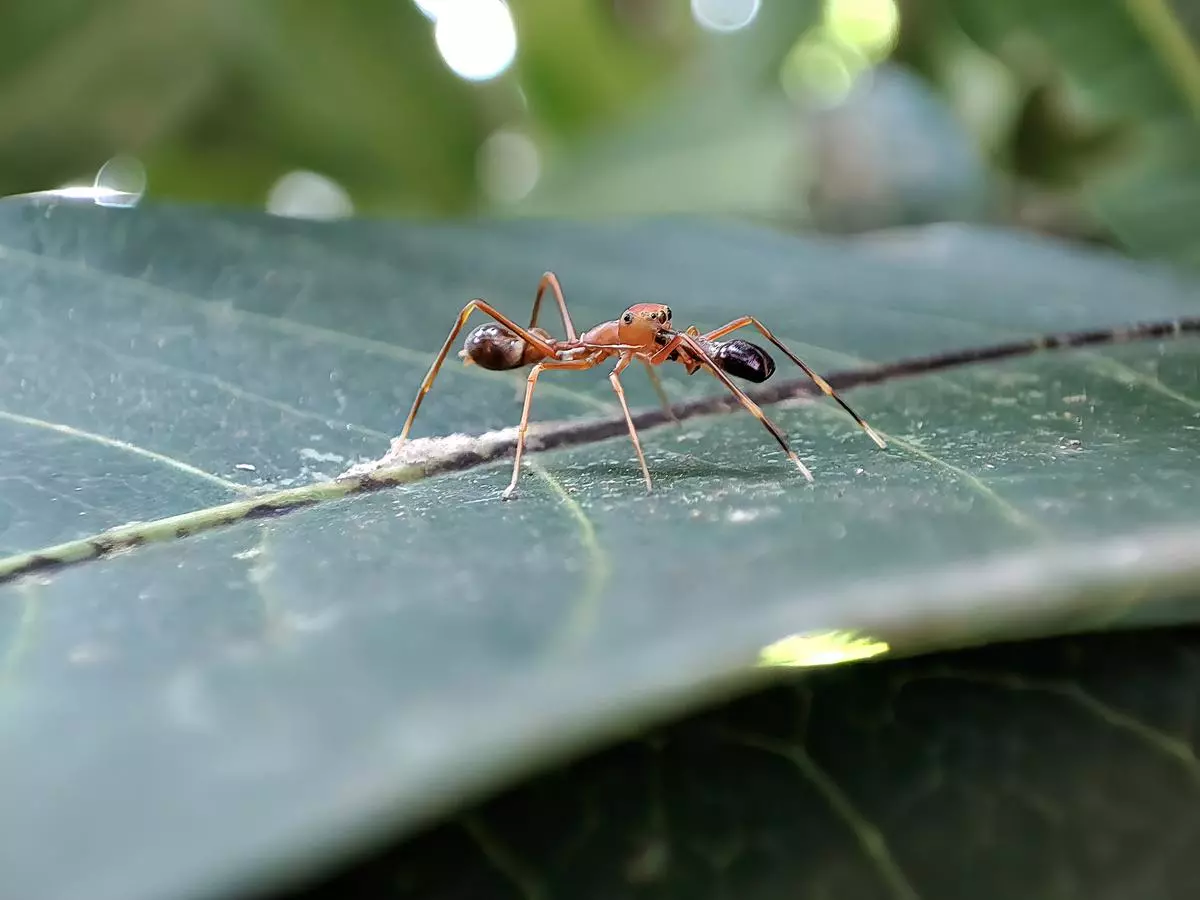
[337,426,522,480]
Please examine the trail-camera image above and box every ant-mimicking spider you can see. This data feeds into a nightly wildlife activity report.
[395,273,887,499]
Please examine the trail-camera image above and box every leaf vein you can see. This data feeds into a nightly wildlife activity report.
[724,731,923,900]
[530,462,612,656]
[0,581,40,687]
[460,812,547,900]
[81,340,393,439]
[0,408,250,495]
[0,241,612,414]
[918,669,1200,778]
[0,319,1194,584]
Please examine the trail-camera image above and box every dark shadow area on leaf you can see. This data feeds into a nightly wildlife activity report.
[280,624,1200,900]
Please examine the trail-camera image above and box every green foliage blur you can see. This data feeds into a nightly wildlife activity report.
[5,0,1200,267]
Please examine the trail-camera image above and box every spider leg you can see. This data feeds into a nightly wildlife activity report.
[677,332,814,482]
[398,299,560,443]
[699,316,886,448]
[527,271,578,341]
[512,272,580,402]
[610,352,654,491]
[502,353,603,500]
[640,359,679,424]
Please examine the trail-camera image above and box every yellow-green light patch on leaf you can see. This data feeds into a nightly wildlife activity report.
[757,630,891,668]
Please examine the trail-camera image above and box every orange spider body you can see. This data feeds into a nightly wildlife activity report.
[397,273,886,499]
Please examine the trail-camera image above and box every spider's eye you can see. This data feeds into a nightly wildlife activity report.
[664,307,672,321]
[622,312,634,325]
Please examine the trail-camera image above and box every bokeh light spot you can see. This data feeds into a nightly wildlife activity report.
[825,0,899,58]
[478,129,540,203]
[691,0,761,33]
[411,0,446,21]
[266,170,354,220]
[781,30,869,107]
[433,0,517,82]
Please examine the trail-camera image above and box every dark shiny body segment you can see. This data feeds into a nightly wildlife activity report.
[713,339,775,383]
[462,323,525,370]
[462,323,551,371]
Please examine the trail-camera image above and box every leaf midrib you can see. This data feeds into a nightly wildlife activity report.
[2,316,1198,586]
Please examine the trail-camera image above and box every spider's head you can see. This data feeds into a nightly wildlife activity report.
[617,303,673,345]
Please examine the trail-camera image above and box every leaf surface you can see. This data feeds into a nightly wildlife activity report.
[299,627,1200,900]
[1,200,1199,900]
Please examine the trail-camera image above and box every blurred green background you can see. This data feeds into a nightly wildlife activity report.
[7,0,1200,265]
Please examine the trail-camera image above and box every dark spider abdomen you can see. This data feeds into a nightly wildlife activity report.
[713,339,775,383]
[462,323,528,370]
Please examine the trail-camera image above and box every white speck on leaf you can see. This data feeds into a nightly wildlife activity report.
[69,642,114,666]
[727,507,780,524]
[299,448,345,464]
[282,608,342,633]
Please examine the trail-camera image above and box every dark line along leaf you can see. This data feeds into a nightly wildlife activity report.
[1,199,1200,900]
[1,314,1198,584]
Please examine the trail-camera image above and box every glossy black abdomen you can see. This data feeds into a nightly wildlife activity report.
[462,323,527,370]
[713,339,775,383]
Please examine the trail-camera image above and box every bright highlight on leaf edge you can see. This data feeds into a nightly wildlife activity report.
[757,630,891,668]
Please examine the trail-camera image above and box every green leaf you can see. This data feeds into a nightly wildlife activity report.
[512,3,824,221]
[515,87,810,219]
[507,0,681,137]
[297,626,1200,900]
[1,198,1200,900]
[0,0,488,211]
[944,0,1200,265]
